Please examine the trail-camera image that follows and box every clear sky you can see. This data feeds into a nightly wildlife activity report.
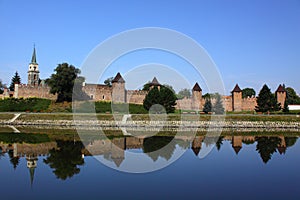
[0,0,299,94]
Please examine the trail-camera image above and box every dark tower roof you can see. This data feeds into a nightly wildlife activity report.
[277,146,286,155]
[232,84,242,93]
[192,82,202,91]
[276,84,286,93]
[150,77,161,86]
[191,147,201,156]
[233,146,242,155]
[112,72,125,83]
[31,45,37,64]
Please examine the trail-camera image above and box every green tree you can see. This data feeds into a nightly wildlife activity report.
[203,93,219,99]
[286,87,300,105]
[163,84,175,94]
[143,86,177,113]
[255,84,280,112]
[46,63,81,102]
[212,94,224,114]
[44,140,84,180]
[9,71,21,91]
[142,82,151,91]
[283,98,289,113]
[0,79,5,94]
[242,88,256,98]
[203,98,212,113]
[104,77,113,87]
[177,88,191,99]
[73,76,91,101]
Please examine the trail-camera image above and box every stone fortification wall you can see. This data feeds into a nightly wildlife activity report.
[14,84,57,100]
[241,97,257,111]
[126,90,147,104]
[82,84,112,101]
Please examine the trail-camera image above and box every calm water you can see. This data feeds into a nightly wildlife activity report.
[0,130,300,199]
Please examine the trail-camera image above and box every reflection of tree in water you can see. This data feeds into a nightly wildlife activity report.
[256,137,281,164]
[8,149,19,170]
[143,136,175,161]
[0,147,5,159]
[44,140,84,180]
[176,139,190,150]
[285,137,298,147]
[203,136,219,147]
[216,136,224,151]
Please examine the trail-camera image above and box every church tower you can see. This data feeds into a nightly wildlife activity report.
[28,46,40,86]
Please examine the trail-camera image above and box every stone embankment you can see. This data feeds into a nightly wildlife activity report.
[1,119,299,130]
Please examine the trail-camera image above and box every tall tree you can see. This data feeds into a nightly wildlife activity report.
[283,99,289,113]
[0,79,5,94]
[255,84,280,112]
[9,71,21,91]
[286,87,300,105]
[203,98,212,113]
[212,94,224,114]
[143,86,177,113]
[177,88,191,99]
[46,63,81,102]
[159,86,177,113]
[242,88,256,98]
[104,77,113,87]
[142,82,151,91]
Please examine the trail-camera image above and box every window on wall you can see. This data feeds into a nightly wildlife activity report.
[91,95,94,99]
[103,95,105,99]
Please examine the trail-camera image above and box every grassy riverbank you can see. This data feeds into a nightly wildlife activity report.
[1,112,299,122]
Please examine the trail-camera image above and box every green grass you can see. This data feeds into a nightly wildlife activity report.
[7,112,300,122]
[0,113,15,120]
[0,98,51,112]
[0,132,50,143]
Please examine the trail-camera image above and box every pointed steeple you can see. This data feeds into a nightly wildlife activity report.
[29,167,35,187]
[31,45,37,64]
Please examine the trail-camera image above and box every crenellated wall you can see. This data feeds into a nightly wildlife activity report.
[14,84,57,100]
[241,97,257,111]
[126,90,147,104]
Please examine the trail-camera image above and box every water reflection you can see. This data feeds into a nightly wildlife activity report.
[0,132,298,184]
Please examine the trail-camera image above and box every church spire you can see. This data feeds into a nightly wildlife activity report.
[31,45,37,64]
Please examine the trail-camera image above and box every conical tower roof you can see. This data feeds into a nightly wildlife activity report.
[192,82,202,91]
[150,77,161,86]
[276,84,285,93]
[112,72,125,83]
[232,84,242,93]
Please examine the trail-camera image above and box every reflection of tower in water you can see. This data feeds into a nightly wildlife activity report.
[191,136,204,156]
[26,155,38,187]
[232,136,243,155]
[111,138,125,167]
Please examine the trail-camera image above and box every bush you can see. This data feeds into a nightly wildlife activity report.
[0,98,51,112]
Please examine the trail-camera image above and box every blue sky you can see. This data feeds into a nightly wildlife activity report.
[0,0,299,94]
